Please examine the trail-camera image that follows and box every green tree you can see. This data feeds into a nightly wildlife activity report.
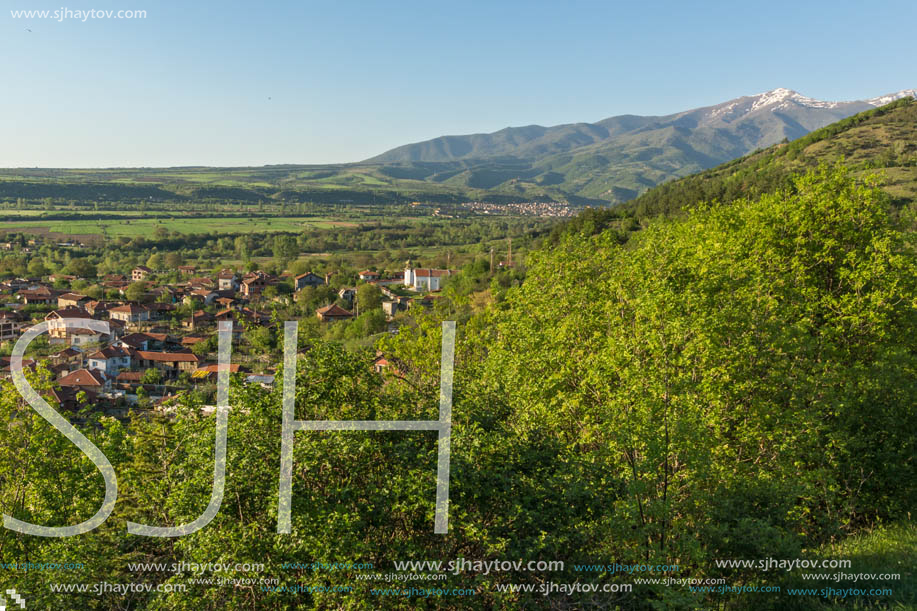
[141,368,163,385]
[191,335,217,357]
[124,281,148,302]
[146,253,163,270]
[27,258,49,278]
[65,257,97,279]
[248,326,276,355]
[356,283,382,313]
[164,252,184,268]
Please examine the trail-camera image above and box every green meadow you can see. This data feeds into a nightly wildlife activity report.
[0,215,354,238]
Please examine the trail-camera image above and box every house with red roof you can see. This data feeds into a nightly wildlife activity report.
[240,271,270,299]
[135,350,199,375]
[87,345,132,376]
[109,303,150,324]
[294,272,325,291]
[132,265,153,281]
[45,307,92,343]
[58,368,110,392]
[316,303,354,322]
[58,292,90,309]
[0,310,26,342]
[217,269,238,291]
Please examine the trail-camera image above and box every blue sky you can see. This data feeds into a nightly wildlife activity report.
[1,0,915,167]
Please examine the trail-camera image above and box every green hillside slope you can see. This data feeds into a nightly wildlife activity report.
[4,91,908,206]
[363,89,896,202]
[623,97,917,218]
[548,98,917,243]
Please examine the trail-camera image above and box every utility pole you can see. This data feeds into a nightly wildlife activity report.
[490,247,494,274]
[508,237,513,268]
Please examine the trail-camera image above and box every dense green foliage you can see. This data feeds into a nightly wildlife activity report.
[1,167,914,609]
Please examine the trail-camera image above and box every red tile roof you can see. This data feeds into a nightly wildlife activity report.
[58,368,106,387]
[412,269,454,278]
[58,292,88,301]
[136,351,199,363]
[109,303,148,314]
[316,304,354,318]
[45,307,90,320]
[88,346,131,359]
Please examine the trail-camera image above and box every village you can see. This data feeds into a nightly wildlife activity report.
[0,259,458,417]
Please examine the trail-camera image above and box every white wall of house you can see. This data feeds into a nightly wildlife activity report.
[88,355,130,375]
[111,310,150,323]
[405,271,440,291]
[70,332,103,347]
[404,267,448,291]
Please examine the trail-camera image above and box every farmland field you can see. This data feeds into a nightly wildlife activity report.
[0,215,358,238]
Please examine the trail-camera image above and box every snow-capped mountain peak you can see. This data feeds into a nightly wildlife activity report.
[749,88,843,111]
[706,88,852,122]
[751,87,798,109]
[745,87,917,111]
[866,89,917,107]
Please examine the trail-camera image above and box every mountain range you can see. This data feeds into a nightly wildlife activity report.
[546,95,917,245]
[363,88,917,203]
[2,88,914,206]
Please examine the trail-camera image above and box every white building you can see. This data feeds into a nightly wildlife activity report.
[403,265,454,291]
[218,270,238,291]
[87,346,132,376]
[109,303,150,324]
[69,327,106,347]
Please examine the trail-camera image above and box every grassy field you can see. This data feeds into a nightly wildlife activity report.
[0,159,552,205]
[777,522,916,609]
[0,215,357,238]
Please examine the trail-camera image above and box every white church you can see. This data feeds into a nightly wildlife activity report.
[403,262,455,291]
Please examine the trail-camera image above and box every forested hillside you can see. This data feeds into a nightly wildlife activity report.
[548,98,917,244]
[3,166,914,609]
[365,88,905,202]
[624,97,917,217]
